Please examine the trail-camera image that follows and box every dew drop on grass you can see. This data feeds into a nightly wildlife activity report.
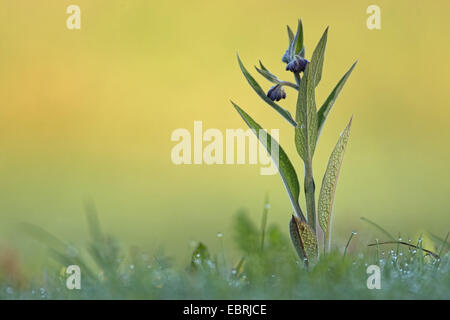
[217,232,223,238]
[231,269,237,275]
[130,264,135,270]
[264,203,271,209]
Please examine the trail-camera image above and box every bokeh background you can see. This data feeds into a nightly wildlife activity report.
[0,0,449,263]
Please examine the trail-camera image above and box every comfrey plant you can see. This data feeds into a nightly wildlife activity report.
[231,20,357,266]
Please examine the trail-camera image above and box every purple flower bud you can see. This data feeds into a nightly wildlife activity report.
[286,56,309,73]
[282,49,290,64]
[267,84,286,102]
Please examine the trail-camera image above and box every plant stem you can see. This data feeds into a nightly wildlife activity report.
[304,160,316,233]
[294,73,301,87]
[343,231,356,257]
[279,81,299,90]
[260,195,269,252]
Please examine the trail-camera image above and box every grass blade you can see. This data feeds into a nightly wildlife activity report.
[317,61,357,139]
[438,232,449,257]
[343,231,357,257]
[260,194,269,251]
[231,101,305,221]
[360,217,395,241]
[318,118,352,249]
[428,231,450,249]
[237,54,297,127]
[367,241,440,260]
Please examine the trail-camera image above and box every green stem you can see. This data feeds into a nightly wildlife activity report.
[304,160,316,233]
[343,231,356,257]
[279,81,299,90]
[294,73,301,87]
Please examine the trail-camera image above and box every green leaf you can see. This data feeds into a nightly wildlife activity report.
[317,61,357,139]
[287,25,294,45]
[190,242,213,271]
[318,118,352,246]
[237,54,297,127]
[255,61,280,84]
[290,19,304,59]
[309,27,328,88]
[289,215,318,265]
[294,27,330,161]
[231,101,305,220]
[294,64,319,161]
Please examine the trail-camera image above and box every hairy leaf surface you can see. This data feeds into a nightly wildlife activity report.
[290,215,318,265]
[317,61,357,139]
[232,101,305,220]
[318,118,352,242]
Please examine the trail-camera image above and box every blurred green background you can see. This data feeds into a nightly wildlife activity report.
[0,1,449,261]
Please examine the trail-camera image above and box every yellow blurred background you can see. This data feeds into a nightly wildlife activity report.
[0,1,449,259]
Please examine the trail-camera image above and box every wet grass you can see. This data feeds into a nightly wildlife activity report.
[0,207,448,300]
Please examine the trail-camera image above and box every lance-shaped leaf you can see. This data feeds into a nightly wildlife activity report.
[294,64,318,161]
[290,19,304,59]
[237,54,297,127]
[287,25,294,45]
[231,101,305,221]
[318,118,352,246]
[289,215,318,265]
[255,61,280,84]
[317,61,357,139]
[309,27,328,88]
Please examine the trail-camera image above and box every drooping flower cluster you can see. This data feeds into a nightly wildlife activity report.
[267,84,286,101]
[285,55,309,74]
[264,21,309,101]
